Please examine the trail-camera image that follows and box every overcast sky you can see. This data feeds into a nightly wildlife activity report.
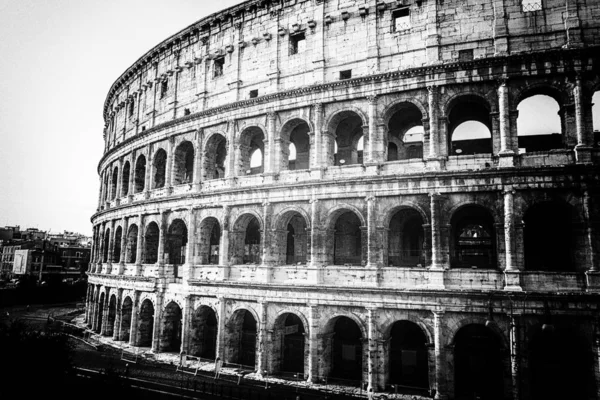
[0,0,598,236]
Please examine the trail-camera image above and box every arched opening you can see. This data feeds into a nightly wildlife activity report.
[333,112,364,166]
[137,299,154,347]
[454,324,504,400]
[166,219,188,266]
[113,226,122,263]
[125,225,138,263]
[276,212,308,265]
[160,301,182,352]
[529,327,594,400]
[103,174,109,202]
[102,229,110,263]
[388,321,429,391]
[96,293,105,333]
[387,102,424,160]
[198,218,221,265]
[202,134,227,180]
[450,205,496,269]
[144,222,160,264]
[448,96,492,155]
[134,155,146,193]
[240,127,265,175]
[388,209,425,267]
[272,313,306,377]
[329,316,363,382]
[523,202,574,272]
[111,167,118,200]
[231,215,262,265]
[282,119,311,170]
[120,296,133,342]
[152,148,167,189]
[517,94,564,153]
[227,310,257,368]
[106,295,117,337]
[333,211,363,265]
[121,161,130,196]
[173,141,194,185]
[190,306,218,359]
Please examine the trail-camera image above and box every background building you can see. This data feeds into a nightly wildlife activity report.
[87,1,600,399]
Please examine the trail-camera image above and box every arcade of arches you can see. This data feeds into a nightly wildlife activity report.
[87,289,600,399]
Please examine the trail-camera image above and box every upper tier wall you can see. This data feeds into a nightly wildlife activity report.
[102,0,600,151]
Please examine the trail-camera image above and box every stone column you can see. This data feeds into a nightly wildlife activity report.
[219,206,230,269]
[309,198,322,283]
[225,120,236,179]
[427,86,442,167]
[128,291,140,346]
[366,196,378,270]
[257,301,268,376]
[107,220,116,271]
[128,155,135,199]
[307,304,319,383]
[166,136,175,191]
[193,129,203,191]
[574,76,592,163]
[180,295,193,354]
[157,211,169,274]
[119,217,128,274]
[311,103,324,169]
[144,149,153,196]
[215,296,227,361]
[261,202,272,269]
[366,96,382,164]
[151,291,164,353]
[367,308,379,392]
[113,289,123,341]
[433,310,447,399]
[430,193,443,269]
[116,158,124,200]
[509,314,521,400]
[265,112,277,173]
[498,79,516,167]
[503,189,522,290]
[184,208,196,281]
[584,190,598,272]
[135,214,144,275]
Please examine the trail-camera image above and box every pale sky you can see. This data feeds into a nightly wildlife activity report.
[0,1,598,236]
[0,0,244,235]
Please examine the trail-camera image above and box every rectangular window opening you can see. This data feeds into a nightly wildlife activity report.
[249,89,259,99]
[340,69,352,80]
[393,7,411,32]
[128,100,135,117]
[458,49,474,62]
[522,0,542,12]
[290,32,306,55]
[160,80,168,99]
[214,57,225,78]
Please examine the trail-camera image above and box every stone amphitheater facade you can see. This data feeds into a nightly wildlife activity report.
[87,0,600,398]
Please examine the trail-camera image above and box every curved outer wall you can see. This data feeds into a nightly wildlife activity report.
[88,1,600,399]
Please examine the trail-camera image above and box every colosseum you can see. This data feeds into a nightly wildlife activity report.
[87,0,600,398]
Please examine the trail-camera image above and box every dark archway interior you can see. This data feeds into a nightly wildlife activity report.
[153,149,167,189]
[287,121,311,170]
[125,225,138,263]
[173,141,194,185]
[138,299,154,347]
[111,167,118,200]
[334,212,362,265]
[244,218,261,264]
[454,324,504,400]
[113,227,122,263]
[203,135,227,180]
[448,96,492,155]
[334,113,363,166]
[388,209,425,267]
[134,155,146,193]
[106,295,117,336]
[167,219,188,265]
[102,229,110,263]
[144,222,160,264]
[451,206,496,269]
[121,162,130,196]
[97,293,105,333]
[240,127,265,175]
[389,321,429,390]
[331,317,362,381]
[190,307,218,359]
[120,297,133,342]
[282,313,306,374]
[198,218,220,264]
[523,202,574,272]
[228,310,257,368]
[387,103,424,161]
[285,214,308,265]
[161,302,182,352]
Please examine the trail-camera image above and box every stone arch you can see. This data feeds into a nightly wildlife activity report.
[112,226,123,263]
[271,310,309,377]
[273,207,311,265]
[152,147,168,189]
[321,312,367,382]
[239,126,266,175]
[110,166,119,200]
[134,154,146,193]
[190,304,219,358]
[166,218,188,266]
[160,300,183,352]
[120,295,133,342]
[383,100,426,161]
[324,204,367,229]
[106,294,118,337]
[381,203,429,228]
[230,211,263,265]
[385,319,431,391]
[447,317,509,348]
[143,221,160,264]
[326,109,367,166]
[514,82,571,107]
[137,298,155,347]
[381,98,428,128]
[125,224,138,264]
[445,93,493,155]
[173,140,195,185]
[387,206,427,267]
[449,203,498,269]
[198,216,222,265]
[121,161,131,196]
[226,307,260,367]
[102,228,111,263]
[97,291,106,333]
[202,133,227,180]
[280,117,312,171]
